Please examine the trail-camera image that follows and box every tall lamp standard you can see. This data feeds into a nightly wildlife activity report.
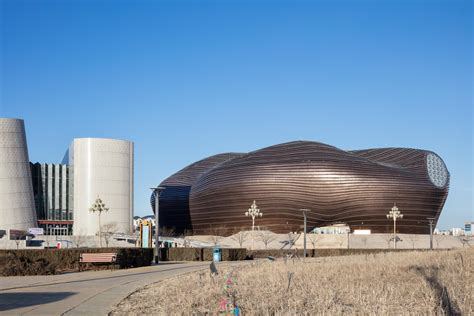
[150,186,166,264]
[245,200,262,249]
[427,217,436,250]
[300,209,310,259]
[89,196,109,248]
[386,204,403,249]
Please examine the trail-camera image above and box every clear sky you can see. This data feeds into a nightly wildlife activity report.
[1,0,472,229]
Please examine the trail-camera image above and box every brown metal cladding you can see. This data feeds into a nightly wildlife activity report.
[155,141,449,234]
[153,153,243,232]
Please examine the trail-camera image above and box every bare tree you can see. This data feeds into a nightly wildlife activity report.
[286,232,299,249]
[383,234,393,249]
[258,230,277,249]
[406,234,418,249]
[457,235,472,248]
[179,229,193,247]
[231,230,249,248]
[101,222,117,248]
[433,234,442,249]
[182,229,193,237]
[208,225,227,246]
[307,233,323,249]
[160,226,176,237]
[72,229,88,248]
[13,231,27,249]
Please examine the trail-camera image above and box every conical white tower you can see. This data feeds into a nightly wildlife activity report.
[0,118,37,231]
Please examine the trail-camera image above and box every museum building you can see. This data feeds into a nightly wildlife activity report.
[154,141,449,235]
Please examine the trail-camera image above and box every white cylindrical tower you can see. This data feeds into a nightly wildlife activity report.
[69,138,134,236]
[0,118,37,231]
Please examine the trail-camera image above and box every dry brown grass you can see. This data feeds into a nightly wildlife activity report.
[112,249,473,315]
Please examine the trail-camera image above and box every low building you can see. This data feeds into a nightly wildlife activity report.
[465,221,473,235]
[30,163,73,235]
[450,228,464,236]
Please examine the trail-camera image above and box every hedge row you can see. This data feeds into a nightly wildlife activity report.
[0,248,153,276]
[157,248,419,261]
[247,248,424,259]
[159,248,247,261]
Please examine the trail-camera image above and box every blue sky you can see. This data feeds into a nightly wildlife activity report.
[1,0,472,229]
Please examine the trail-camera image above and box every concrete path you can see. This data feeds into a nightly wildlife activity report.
[0,262,213,315]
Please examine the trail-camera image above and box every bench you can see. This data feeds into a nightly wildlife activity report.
[79,253,117,271]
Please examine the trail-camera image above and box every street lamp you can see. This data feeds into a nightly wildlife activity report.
[386,204,403,249]
[89,195,109,248]
[427,217,436,250]
[245,200,262,249]
[150,186,166,264]
[300,209,310,259]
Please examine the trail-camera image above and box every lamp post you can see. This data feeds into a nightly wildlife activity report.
[300,209,310,259]
[427,217,435,250]
[386,204,403,249]
[89,196,109,248]
[245,200,262,249]
[150,186,165,264]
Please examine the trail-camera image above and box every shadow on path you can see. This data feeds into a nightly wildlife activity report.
[0,291,76,311]
[0,263,209,292]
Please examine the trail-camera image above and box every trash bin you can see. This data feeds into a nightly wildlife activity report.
[213,248,222,262]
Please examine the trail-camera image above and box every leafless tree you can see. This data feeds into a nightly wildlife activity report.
[406,234,418,249]
[72,229,88,248]
[183,229,193,237]
[258,230,277,249]
[208,225,227,246]
[178,229,193,247]
[383,234,393,249]
[286,232,299,249]
[457,235,472,248]
[13,231,27,249]
[160,226,176,237]
[307,233,323,249]
[101,222,117,248]
[433,234,442,249]
[231,230,249,248]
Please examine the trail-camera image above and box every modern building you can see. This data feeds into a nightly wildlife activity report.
[154,141,450,234]
[0,117,134,237]
[465,221,473,235]
[30,163,73,235]
[0,118,37,231]
[66,138,134,236]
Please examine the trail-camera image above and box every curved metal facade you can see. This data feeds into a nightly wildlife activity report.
[155,141,449,234]
[0,118,37,230]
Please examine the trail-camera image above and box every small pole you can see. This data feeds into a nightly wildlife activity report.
[151,186,165,264]
[393,216,396,249]
[155,190,159,263]
[347,231,350,249]
[427,217,435,250]
[300,209,310,259]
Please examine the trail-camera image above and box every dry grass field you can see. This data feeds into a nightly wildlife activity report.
[112,249,473,315]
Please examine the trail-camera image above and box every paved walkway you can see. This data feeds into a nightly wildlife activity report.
[0,262,213,315]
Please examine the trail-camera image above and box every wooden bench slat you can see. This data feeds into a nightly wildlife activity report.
[78,252,118,272]
[79,253,117,263]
